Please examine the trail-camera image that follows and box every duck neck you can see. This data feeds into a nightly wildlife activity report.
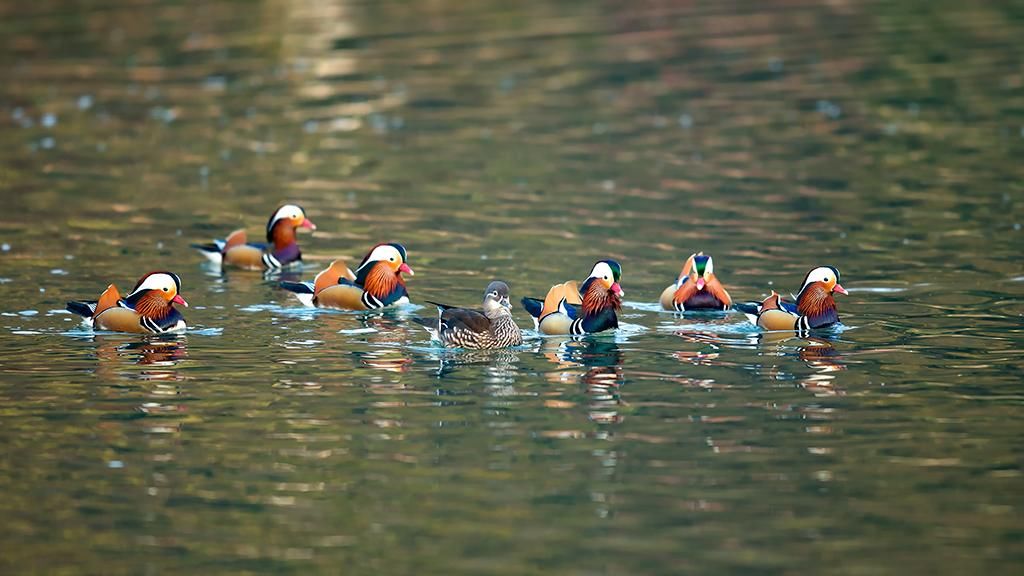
[797,284,839,328]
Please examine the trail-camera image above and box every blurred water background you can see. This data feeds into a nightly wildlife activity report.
[0,0,1022,574]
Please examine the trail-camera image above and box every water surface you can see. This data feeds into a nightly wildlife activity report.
[1,0,1022,574]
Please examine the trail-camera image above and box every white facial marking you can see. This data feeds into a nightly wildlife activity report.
[704,256,714,276]
[270,204,304,226]
[590,262,614,282]
[802,266,835,289]
[128,273,177,297]
[365,245,402,264]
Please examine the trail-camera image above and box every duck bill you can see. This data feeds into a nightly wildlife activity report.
[300,218,316,231]
[610,282,624,297]
[399,263,415,276]
[833,283,848,296]
[695,277,706,291]
[172,294,189,307]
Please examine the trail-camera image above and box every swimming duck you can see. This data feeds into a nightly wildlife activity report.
[659,252,731,311]
[66,272,188,334]
[417,281,523,349]
[279,243,413,310]
[192,204,316,270]
[522,260,623,335]
[736,266,848,333]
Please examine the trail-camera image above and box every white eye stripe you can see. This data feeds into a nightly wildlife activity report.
[129,273,178,296]
[590,262,614,280]
[366,245,402,263]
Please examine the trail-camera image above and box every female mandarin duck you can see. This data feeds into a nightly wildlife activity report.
[736,266,848,334]
[279,243,414,310]
[192,204,316,270]
[66,272,188,334]
[522,260,624,335]
[659,252,732,311]
[417,281,523,349]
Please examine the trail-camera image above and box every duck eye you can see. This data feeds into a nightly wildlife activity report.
[162,287,169,292]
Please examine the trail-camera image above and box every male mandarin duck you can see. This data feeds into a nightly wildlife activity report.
[659,252,732,311]
[521,260,624,335]
[192,204,316,270]
[279,243,413,310]
[416,281,523,349]
[66,272,188,334]
[736,266,848,334]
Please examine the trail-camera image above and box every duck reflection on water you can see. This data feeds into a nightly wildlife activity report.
[538,337,625,425]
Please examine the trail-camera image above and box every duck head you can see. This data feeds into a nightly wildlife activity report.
[798,266,847,298]
[482,280,512,318]
[266,204,316,245]
[357,243,414,277]
[688,253,717,291]
[124,272,188,317]
[581,259,623,316]
[796,266,846,324]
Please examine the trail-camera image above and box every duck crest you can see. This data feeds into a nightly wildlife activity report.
[797,283,839,327]
[581,277,621,317]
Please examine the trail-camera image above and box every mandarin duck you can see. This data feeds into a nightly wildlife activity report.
[279,243,413,310]
[416,281,523,349]
[521,260,624,335]
[659,252,732,311]
[735,266,848,334]
[192,204,316,270]
[66,272,188,334]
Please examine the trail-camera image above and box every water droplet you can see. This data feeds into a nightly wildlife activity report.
[1014,223,1021,231]
[678,113,693,129]
[77,95,93,110]
[1,243,9,251]
[768,57,784,73]
[41,113,57,127]
[303,120,319,133]
[107,460,124,469]
[50,268,68,275]
[11,107,24,120]
[40,137,55,149]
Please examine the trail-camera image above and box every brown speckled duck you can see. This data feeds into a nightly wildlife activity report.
[417,281,523,349]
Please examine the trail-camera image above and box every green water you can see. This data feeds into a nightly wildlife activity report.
[1,0,1022,574]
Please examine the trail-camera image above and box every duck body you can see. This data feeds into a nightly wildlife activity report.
[737,266,847,334]
[280,243,413,310]
[66,272,188,334]
[522,260,623,336]
[418,281,523,349]
[659,253,731,311]
[192,204,315,270]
